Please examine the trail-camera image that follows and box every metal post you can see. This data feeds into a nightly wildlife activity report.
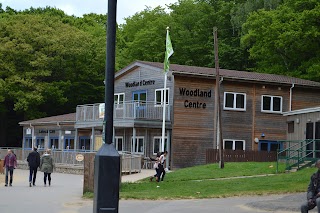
[93,1,120,213]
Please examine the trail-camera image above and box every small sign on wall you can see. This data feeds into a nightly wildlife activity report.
[65,130,71,134]
[26,128,32,135]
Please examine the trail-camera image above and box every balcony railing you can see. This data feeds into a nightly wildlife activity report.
[76,101,171,122]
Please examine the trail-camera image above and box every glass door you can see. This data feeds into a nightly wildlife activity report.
[132,90,147,118]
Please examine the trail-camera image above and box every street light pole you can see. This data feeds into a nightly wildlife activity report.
[93,0,120,213]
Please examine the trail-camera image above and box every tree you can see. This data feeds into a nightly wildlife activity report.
[241,0,320,80]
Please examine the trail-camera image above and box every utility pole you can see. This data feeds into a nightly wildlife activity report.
[213,27,224,169]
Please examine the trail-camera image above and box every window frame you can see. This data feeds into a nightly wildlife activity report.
[259,140,283,152]
[49,137,59,149]
[261,95,283,113]
[153,136,168,155]
[114,136,123,151]
[223,139,246,150]
[154,88,170,106]
[287,121,294,133]
[223,92,246,111]
[114,93,125,109]
[131,136,144,154]
[24,137,32,150]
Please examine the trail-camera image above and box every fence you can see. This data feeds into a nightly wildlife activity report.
[206,149,277,163]
[83,152,142,193]
[0,148,93,165]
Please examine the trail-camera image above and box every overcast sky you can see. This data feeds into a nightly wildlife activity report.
[0,0,178,24]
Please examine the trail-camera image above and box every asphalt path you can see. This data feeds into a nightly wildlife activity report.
[0,169,316,213]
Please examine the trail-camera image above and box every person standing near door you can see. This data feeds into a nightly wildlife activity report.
[27,147,40,187]
[3,149,17,187]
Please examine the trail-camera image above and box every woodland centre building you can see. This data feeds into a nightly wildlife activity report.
[19,61,320,168]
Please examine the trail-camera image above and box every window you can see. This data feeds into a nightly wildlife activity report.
[224,92,246,111]
[261,95,282,113]
[36,137,45,149]
[259,140,282,152]
[223,139,245,150]
[114,93,125,108]
[79,137,90,150]
[131,136,144,154]
[49,137,59,149]
[287,121,294,133]
[24,137,32,149]
[114,136,123,151]
[155,88,169,105]
[64,137,74,150]
[153,137,168,155]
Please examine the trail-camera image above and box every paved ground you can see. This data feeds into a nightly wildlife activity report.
[0,169,317,213]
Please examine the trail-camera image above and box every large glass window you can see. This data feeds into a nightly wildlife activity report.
[36,137,45,149]
[79,137,91,150]
[224,92,246,111]
[131,136,144,154]
[261,95,282,113]
[115,136,123,151]
[259,140,282,152]
[49,137,59,149]
[153,137,168,154]
[155,88,169,105]
[223,139,245,150]
[114,93,125,108]
[64,137,75,150]
[24,137,32,149]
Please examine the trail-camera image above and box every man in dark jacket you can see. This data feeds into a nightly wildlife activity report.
[301,159,320,213]
[27,147,40,187]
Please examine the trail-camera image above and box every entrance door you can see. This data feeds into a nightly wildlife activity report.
[315,122,320,157]
[132,90,147,118]
[306,122,314,157]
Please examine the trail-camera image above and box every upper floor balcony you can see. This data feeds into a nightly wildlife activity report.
[76,101,172,125]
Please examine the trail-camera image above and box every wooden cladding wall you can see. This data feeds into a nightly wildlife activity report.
[172,76,215,168]
[292,87,320,110]
[206,149,277,163]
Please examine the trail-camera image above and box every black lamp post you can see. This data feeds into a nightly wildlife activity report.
[93,0,120,213]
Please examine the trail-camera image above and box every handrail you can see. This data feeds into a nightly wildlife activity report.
[277,139,320,173]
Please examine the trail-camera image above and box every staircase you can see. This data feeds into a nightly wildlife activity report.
[276,139,320,173]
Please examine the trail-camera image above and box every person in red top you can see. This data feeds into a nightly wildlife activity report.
[3,149,17,187]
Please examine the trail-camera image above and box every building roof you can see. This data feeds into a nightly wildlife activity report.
[128,61,320,88]
[283,107,320,116]
[19,113,76,126]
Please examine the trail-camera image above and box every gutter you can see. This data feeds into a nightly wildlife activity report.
[289,83,295,111]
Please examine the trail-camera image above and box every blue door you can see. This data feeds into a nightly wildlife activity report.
[132,90,147,118]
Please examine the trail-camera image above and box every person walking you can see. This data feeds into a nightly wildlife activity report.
[27,147,40,187]
[40,149,54,186]
[3,149,17,187]
[301,159,320,213]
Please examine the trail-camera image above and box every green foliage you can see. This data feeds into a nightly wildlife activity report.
[241,0,320,79]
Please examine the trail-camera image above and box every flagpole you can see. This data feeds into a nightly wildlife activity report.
[161,71,167,152]
[162,26,173,153]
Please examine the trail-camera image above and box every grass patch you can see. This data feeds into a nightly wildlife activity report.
[85,162,314,200]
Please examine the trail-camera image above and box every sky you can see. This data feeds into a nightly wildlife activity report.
[0,0,178,24]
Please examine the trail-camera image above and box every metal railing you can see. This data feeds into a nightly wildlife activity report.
[0,148,142,173]
[76,101,172,122]
[276,139,320,173]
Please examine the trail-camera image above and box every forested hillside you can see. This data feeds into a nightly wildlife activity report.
[0,0,319,146]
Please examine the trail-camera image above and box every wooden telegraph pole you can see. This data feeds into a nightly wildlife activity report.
[213,27,224,169]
